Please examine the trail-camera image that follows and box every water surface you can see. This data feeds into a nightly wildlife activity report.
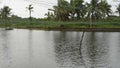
[0,28,120,68]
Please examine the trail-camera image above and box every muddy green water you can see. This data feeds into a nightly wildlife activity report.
[0,28,120,68]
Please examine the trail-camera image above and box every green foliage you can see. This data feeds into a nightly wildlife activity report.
[99,0,112,18]
[0,6,12,19]
[54,0,70,21]
[116,4,120,16]
[47,0,112,21]
[0,0,119,29]
[0,17,120,29]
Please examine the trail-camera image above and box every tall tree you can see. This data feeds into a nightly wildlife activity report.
[99,0,112,19]
[0,12,1,19]
[49,0,70,21]
[69,0,76,20]
[85,0,101,27]
[48,0,112,21]
[90,0,101,20]
[116,4,120,17]
[26,4,34,20]
[85,0,99,21]
[85,0,111,20]
[0,6,12,19]
[74,0,84,19]
[45,11,54,20]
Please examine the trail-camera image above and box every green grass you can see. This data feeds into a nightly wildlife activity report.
[0,18,120,29]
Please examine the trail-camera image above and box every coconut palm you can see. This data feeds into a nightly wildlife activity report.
[69,0,85,20]
[91,0,101,20]
[69,0,76,20]
[0,7,1,19]
[74,0,84,19]
[116,4,120,17]
[45,11,54,20]
[49,0,70,21]
[85,0,102,27]
[26,4,34,20]
[85,0,111,20]
[48,0,112,22]
[99,0,112,19]
[85,0,100,21]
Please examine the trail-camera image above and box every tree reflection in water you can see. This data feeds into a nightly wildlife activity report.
[84,32,109,68]
[53,31,109,68]
[53,31,86,68]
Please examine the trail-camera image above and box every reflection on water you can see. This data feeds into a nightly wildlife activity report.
[53,32,108,68]
[0,28,120,68]
[83,32,109,68]
[53,32,84,68]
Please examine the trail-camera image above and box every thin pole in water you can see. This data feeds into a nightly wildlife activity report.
[79,32,88,68]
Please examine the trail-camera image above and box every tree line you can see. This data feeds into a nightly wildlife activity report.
[46,0,120,21]
[0,4,33,20]
[0,0,120,21]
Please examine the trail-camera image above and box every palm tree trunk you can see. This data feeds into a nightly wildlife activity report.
[29,10,31,18]
[77,12,80,20]
[29,10,32,20]
[90,11,93,28]
[71,13,75,20]
[90,14,92,28]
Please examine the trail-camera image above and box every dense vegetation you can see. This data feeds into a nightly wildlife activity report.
[46,0,118,21]
[0,0,120,29]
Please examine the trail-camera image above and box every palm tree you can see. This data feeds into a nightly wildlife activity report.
[45,11,54,20]
[49,0,70,21]
[0,6,13,29]
[99,0,112,19]
[85,0,100,28]
[26,4,34,20]
[0,7,1,19]
[49,0,112,22]
[116,4,120,17]
[0,6,11,19]
[74,0,84,19]
[69,0,76,20]
[91,0,101,20]
[85,0,100,21]
[70,0,85,20]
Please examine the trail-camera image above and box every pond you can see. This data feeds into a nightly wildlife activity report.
[0,28,120,68]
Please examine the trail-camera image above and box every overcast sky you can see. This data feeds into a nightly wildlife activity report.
[0,0,119,18]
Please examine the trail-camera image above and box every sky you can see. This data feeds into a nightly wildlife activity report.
[0,0,120,18]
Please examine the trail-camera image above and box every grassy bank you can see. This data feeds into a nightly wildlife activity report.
[0,18,120,30]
